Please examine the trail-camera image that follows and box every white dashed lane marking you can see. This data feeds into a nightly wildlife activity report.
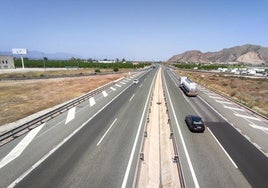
[234,113,261,121]
[89,97,96,107]
[120,81,126,85]
[215,100,232,105]
[115,84,121,87]
[97,118,118,146]
[249,124,268,131]
[102,91,108,97]
[209,96,223,100]
[223,105,244,111]
[129,94,135,102]
[110,87,116,91]
[65,107,76,124]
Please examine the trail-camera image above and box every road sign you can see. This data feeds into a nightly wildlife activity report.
[12,48,28,55]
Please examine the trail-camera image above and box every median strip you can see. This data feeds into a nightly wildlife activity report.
[136,67,180,187]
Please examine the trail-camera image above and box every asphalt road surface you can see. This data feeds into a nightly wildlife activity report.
[0,68,157,188]
[1,65,268,188]
[163,67,268,188]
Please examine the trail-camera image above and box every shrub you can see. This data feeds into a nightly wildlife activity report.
[230,84,237,88]
[221,82,228,87]
[113,67,119,72]
[95,69,100,73]
[230,91,236,97]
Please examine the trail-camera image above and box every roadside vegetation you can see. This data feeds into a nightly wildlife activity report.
[177,70,268,117]
[0,68,114,79]
[0,59,151,126]
[173,63,268,73]
[14,59,150,69]
[0,59,150,79]
[0,72,127,126]
[173,63,244,70]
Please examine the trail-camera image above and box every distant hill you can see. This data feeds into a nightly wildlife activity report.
[168,44,268,65]
[0,50,81,60]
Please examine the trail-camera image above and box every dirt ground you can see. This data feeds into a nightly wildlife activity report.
[0,73,125,126]
[177,70,268,117]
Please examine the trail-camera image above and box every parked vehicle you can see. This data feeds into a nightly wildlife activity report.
[179,77,197,97]
[185,115,205,132]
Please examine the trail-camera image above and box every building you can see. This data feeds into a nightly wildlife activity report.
[98,60,115,63]
[0,56,15,69]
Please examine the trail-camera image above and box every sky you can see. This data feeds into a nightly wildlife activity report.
[1,0,268,61]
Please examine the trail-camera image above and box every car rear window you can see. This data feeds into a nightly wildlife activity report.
[192,117,203,125]
[193,121,203,125]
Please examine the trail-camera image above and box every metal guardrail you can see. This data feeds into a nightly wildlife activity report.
[132,68,156,188]
[133,67,186,187]
[168,68,268,121]
[162,71,186,188]
[0,81,117,146]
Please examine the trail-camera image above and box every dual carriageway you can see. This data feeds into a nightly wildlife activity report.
[0,65,268,187]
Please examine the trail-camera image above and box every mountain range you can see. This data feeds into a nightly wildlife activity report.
[168,44,268,65]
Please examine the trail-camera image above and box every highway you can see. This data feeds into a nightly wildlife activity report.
[0,65,268,188]
[164,67,268,188]
[0,68,156,188]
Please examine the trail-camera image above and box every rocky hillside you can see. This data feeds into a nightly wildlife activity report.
[168,44,268,65]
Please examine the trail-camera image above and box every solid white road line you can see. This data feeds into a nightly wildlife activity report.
[121,70,156,188]
[116,84,122,87]
[215,100,232,105]
[65,107,76,124]
[129,94,135,102]
[207,127,238,168]
[97,118,118,146]
[253,143,262,150]
[110,87,116,91]
[234,113,261,121]
[0,124,45,169]
[223,105,244,111]
[164,76,200,188]
[8,80,135,188]
[102,91,108,97]
[89,97,96,107]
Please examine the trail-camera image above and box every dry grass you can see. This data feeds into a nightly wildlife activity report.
[0,73,125,126]
[177,70,268,117]
[0,68,128,79]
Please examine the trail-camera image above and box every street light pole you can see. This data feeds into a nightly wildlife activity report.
[43,53,46,71]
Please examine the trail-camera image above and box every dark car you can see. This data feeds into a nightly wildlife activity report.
[185,115,205,132]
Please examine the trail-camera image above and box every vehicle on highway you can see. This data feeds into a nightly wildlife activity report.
[133,79,139,84]
[179,76,198,97]
[185,115,205,132]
